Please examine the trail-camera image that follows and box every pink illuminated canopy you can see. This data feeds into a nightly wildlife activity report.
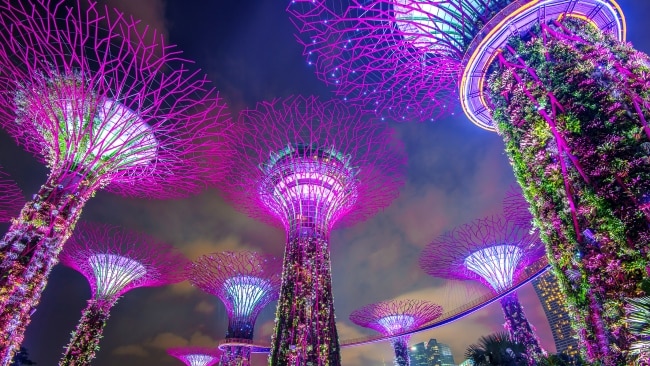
[222,95,405,233]
[59,222,188,301]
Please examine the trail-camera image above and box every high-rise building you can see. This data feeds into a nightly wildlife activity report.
[532,270,579,358]
[409,338,456,366]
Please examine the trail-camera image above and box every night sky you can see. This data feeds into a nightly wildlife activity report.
[2,1,650,365]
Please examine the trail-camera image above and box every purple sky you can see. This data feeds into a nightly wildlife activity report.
[1,0,650,365]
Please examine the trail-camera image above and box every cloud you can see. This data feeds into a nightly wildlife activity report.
[180,235,260,261]
[188,331,219,347]
[194,300,216,314]
[112,344,149,357]
[146,332,189,350]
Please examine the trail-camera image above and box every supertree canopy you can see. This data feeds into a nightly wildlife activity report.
[290,1,649,364]
[420,215,546,361]
[349,299,443,366]
[57,223,187,365]
[167,347,222,366]
[222,95,405,365]
[189,251,282,366]
[0,169,23,222]
[0,0,231,360]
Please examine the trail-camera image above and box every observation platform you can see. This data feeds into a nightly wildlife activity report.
[217,257,550,352]
[459,0,625,131]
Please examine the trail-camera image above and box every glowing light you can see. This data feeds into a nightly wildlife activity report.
[377,314,415,335]
[223,275,272,318]
[89,254,147,298]
[260,144,358,231]
[464,245,523,292]
[60,98,158,169]
[184,354,219,366]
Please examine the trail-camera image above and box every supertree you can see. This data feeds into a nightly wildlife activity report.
[420,215,546,362]
[289,1,649,363]
[349,299,443,366]
[189,251,283,366]
[0,0,231,360]
[0,169,23,222]
[167,347,222,366]
[57,223,187,364]
[221,95,405,365]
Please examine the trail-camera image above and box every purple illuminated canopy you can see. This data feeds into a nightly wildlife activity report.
[350,299,443,337]
[189,251,282,321]
[287,0,468,122]
[222,95,406,233]
[167,347,222,366]
[420,215,545,293]
[59,222,188,300]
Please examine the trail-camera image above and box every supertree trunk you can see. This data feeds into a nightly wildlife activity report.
[60,299,113,365]
[269,233,340,366]
[500,293,543,363]
[488,18,650,365]
[227,318,255,340]
[390,337,410,366]
[221,346,251,366]
[0,169,98,364]
[224,320,254,366]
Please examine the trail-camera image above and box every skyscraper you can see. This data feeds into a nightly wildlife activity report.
[533,270,579,358]
[409,338,456,366]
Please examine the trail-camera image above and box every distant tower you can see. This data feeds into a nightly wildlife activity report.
[189,251,282,366]
[420,215,546,361]
[0,169,22,222]
[409,338,456,366]
[504,187,579,358]
[220,96,405,365]
[58,223,187,364]
[532,271,579,358]
[167,347,222,366]
[0,0,231,360]
[350,299,443,366]
[289,0,647,362]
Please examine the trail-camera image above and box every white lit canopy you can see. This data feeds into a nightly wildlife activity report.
[376,314,416,335]
[463,244,523,292]
[89,253,147,299]
[223,275,273,318]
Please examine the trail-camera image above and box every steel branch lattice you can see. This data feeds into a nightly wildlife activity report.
[350,299,442,366]
[60,222,188,300]
[420,215,545,293]
[350,299,443,337]
[224,95,405,233]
